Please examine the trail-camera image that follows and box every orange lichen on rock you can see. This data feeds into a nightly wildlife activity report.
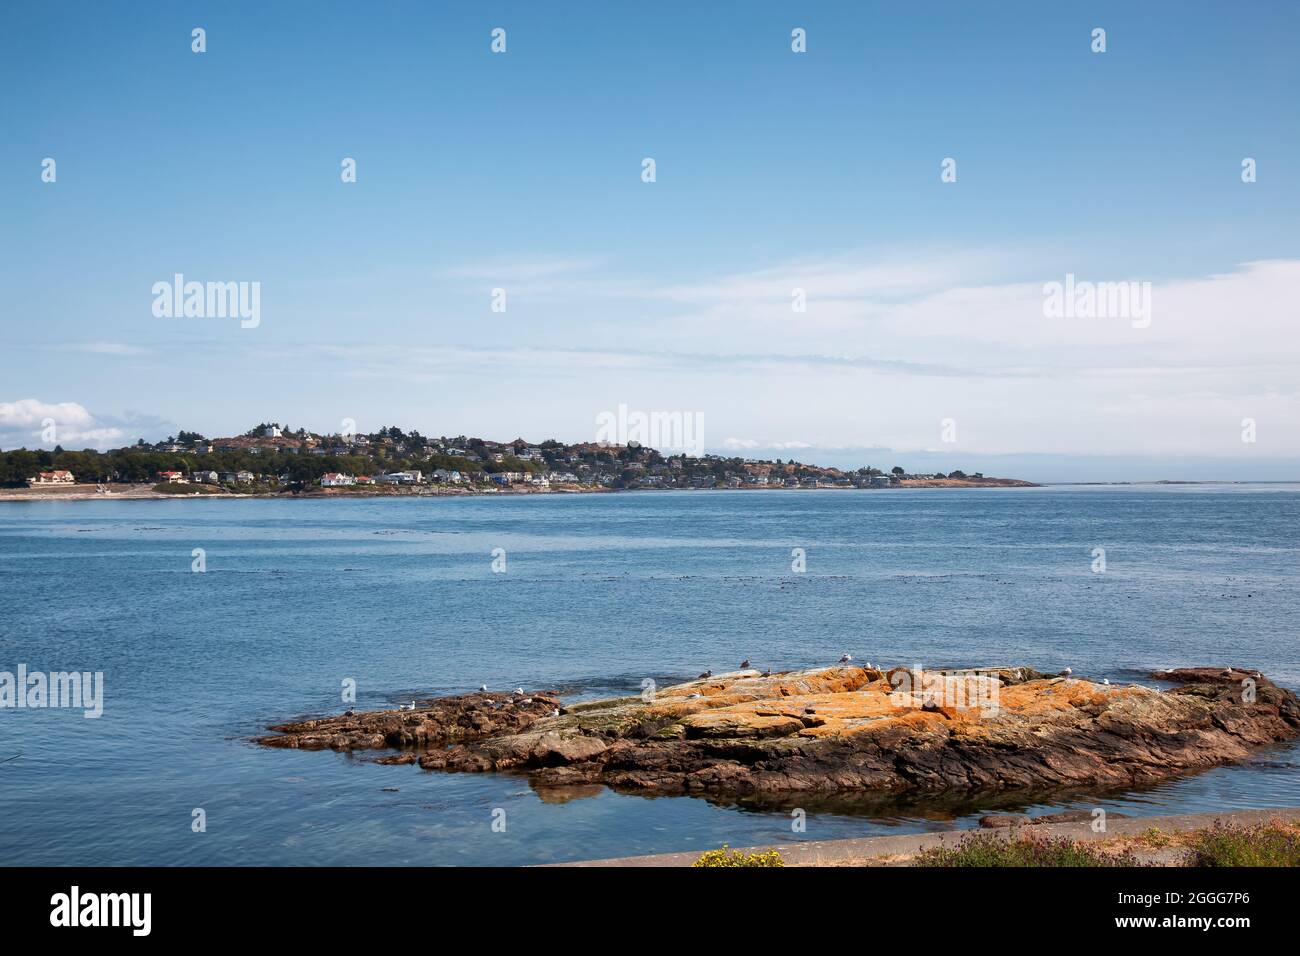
[258,664,1300,802]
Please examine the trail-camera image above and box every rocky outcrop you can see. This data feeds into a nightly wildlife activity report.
[255,691,561,752]
[256,665,1300,801]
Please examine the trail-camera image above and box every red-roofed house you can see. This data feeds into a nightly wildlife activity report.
[27,470,75,486]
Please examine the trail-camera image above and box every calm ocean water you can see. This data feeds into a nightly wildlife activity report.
[2,485,1299,866]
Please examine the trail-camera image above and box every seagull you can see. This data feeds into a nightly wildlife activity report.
[479,684,489,692]
[1222,669,1233,677]
[839,653,853,664]
[550,709,560,717]
[344,710,355,717]
[1102,679,1110,685]
[764,667,772,677]
[402,701,416,711]
[740,659,751,669]
[515,687,525,695]
[687,693,702,699]
[697,670,713,680]
[1061,667,1073,677]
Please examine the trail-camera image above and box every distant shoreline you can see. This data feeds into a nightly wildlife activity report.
[11,479,1300,503]
[0,478,1039,502]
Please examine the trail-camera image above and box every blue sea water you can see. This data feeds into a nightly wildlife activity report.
[1,485,1298,866]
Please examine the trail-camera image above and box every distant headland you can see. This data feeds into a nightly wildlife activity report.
[0,421,1036,499]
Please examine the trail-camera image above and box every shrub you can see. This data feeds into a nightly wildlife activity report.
[1139,827,1172,848]
[913,832,1140,867]
[1182,821,1300,867]
[692,845,785,867]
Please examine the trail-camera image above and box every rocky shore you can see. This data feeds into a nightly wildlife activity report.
[256,665,1300,801]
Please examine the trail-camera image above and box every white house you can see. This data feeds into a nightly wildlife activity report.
[320,473,355,487]
[377,470,422,485]
[27,470,75,486]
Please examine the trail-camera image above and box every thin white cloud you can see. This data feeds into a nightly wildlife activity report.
[14,255,1297,462]
[437,257,604,282]
[65,342,151,356]
[722,438,814,451]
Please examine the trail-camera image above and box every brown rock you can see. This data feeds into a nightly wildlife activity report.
[253,691,560,752]
[532,732,609,766]
[257,665,1300,804]
[979,814,1031,828]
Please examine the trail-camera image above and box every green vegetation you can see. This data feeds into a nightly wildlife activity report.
[1138,827,1173,848]
[0,421,988,490]
[1182,821,1300,867]
[692,845,785,867]
[913,832,1140,867]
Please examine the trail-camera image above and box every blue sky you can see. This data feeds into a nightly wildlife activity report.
[3,1,1299,480]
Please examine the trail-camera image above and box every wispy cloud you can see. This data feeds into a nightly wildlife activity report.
[62,342,152,356]
[14,255,1299,461]
[436,257,604,282]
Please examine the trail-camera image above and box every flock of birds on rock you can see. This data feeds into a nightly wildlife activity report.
[692,653,872,682]
[377,660,1258,723]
